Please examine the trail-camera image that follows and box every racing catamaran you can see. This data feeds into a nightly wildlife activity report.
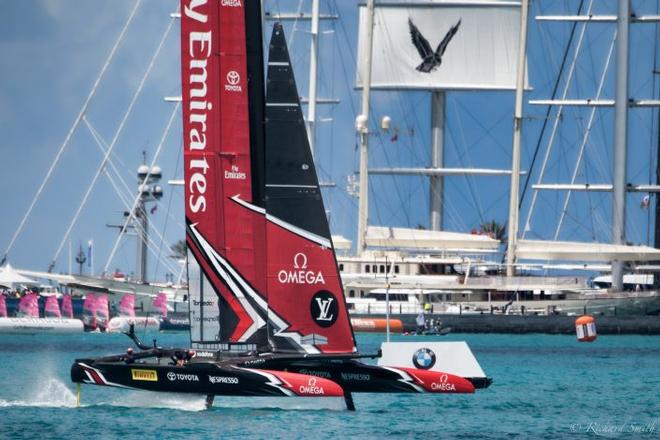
[70,0,491,410]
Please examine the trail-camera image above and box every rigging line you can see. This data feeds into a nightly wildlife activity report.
[1,0,143,265]
[83,116,182,257]
[153,140,183,281]
[522,0,592,237]
[103,101,181,275]
[652,0,660,246]
[554,29,616,240]
[447,97,486,224]
[82,118,181,277]
[50,12,177,270]
[519,0,586,229]
[83,118,136,203]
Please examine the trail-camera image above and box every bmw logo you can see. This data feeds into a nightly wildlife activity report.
[412,348,436,370]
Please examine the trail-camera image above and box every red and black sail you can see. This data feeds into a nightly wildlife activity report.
[181,0,355,354]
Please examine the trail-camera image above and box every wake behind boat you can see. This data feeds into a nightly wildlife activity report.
[71,0,491,410]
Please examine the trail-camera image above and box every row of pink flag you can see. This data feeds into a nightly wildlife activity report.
[0,293,75,318]
[0,292,168,320]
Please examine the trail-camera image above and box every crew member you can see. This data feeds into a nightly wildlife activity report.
[416,312,426,334]
[125,347,135,364]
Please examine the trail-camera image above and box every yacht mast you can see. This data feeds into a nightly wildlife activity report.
[356,0,375,256]
[430,92,445,230]
[611,0,630,290]
[306,0,320,155]
[506,0,529,277]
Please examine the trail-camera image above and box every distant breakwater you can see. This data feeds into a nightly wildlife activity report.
[354,313,660,335]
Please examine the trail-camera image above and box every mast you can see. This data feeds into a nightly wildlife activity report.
[506,0,529,277]
[306,0,320,155]
[430,91,445,230]
[356,0,375,256]
[611,0,630,290]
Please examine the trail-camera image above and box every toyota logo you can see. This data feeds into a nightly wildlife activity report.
[226,70,240,85]
[167,371,176,381]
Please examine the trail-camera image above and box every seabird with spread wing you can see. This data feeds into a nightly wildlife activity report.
[408,18,461,73]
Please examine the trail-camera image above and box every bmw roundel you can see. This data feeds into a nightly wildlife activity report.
[412,347,436,370]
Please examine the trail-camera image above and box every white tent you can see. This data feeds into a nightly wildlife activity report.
[366,226,500,251]
[516,240,660,262]
[0,264,38,289]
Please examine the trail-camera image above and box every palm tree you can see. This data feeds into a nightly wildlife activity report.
[479,220,506,241]
[171,240,187,259]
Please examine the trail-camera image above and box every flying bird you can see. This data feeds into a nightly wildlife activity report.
[408,18,461,73]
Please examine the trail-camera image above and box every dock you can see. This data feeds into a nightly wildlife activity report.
[354,313,660,335]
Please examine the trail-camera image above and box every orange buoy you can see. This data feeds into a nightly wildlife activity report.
[575,315,597,342]
[350,318,403,333]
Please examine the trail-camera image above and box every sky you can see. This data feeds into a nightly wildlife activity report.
[0,0,659,281]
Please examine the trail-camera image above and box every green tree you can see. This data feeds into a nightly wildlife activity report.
[480,220,506,241]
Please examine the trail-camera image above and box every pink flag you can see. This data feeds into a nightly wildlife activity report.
[18,293,39,318]
[152,292,168,318]
[44,296,61,318]
[83,293,96,316]
[95,294,110,329]
[0,295,7,318]
[61,294,73,319]
[118,294,136,317]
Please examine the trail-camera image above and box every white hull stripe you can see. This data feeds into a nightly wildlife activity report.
[79,363,134,389]
[382,366,425,393]
[234,367,294,396]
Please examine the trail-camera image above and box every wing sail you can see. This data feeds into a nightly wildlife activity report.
[263,24,357,354]
[181,0,267,350]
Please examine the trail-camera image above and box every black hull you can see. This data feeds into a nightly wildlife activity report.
[71,351,491,397]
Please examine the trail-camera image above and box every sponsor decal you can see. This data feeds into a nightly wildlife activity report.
[131,369,158,382]
[193,316,220,323]
[224,70,242,92]
[221,0,241,6]
[167,372,200,382]
[310,290,338,328]
[340,372,371,381]
[278,253,325,284]
[193,299,215,307]
[184,0,214,214]
[299,369,332,379]
[412,348,436,370]
[195,351,216,358]
[224,164,246,180]
[298,377,325,395]
[242,358,265,366]
[431,374,456,392]
[208,375,239,384]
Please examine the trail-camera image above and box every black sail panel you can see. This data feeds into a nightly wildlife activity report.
[265,24,331,240]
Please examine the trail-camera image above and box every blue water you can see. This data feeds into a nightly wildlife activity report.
[0,332,658,439]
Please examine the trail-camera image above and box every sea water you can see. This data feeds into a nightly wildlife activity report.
[0,332,658,439]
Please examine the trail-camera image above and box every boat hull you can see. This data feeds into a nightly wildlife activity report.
[71,352,487,396]
[107,317,161,333]
[0,317,84,334]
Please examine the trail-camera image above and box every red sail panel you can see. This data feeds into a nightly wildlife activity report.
[182,0,265,346]
[266,224,355,353]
